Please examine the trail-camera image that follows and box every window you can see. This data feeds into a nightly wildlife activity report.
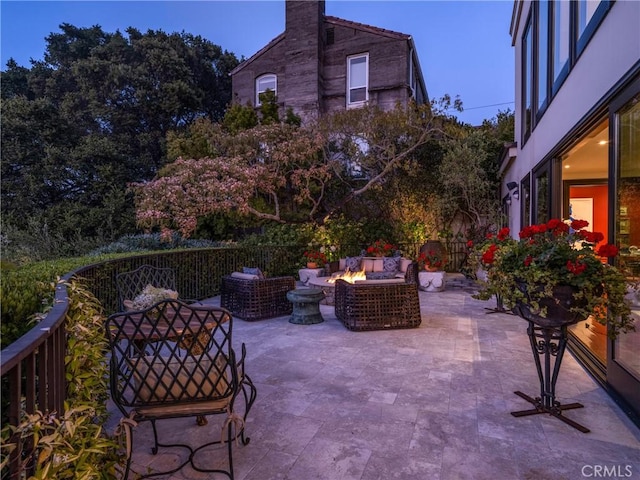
[534,168,549,224]
[536,1,549,114]
[522,17,533,143]
[326,28,335,45]
[347,54,368,107]
[408,50,417,97]
[577,1,609,55]
[521,0,611,139]
[551,0,570,93]
[256,74,277,106]
[521,175,531,229]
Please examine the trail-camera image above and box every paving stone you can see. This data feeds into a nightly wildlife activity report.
[109,286,640,479]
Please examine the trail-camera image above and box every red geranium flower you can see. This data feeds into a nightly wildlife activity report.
[497,227,510,241]
[582,231,604,244]
[571,219,589,230]
[597,243,619,258]
[566,260,587,275]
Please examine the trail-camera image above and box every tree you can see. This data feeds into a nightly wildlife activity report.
[132,101,452,237]
[0,24,239,259]
[434,109,515,238]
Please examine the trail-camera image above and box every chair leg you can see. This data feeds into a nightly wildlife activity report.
[150,420,159,455]
[227,420,235,480]
[196,415,208,426]
[239,374,257,445]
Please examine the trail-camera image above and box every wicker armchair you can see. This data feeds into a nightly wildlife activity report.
[221,275,296,321]
[334,262,421,331]
[106,300,256,480]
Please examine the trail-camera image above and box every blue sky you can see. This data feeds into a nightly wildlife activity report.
[1,0,515,125]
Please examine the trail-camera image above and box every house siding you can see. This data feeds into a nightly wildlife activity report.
[512,0,640,187]
[322,26,411,112]
[230,0,423,121]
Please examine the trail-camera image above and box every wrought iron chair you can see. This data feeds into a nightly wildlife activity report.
[105,299,257,479]
[334,262,421,331]
[116,265,178,312]
[221,274,296,320]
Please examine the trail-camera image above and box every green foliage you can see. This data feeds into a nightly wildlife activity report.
[1,23,240,252]
[1,280,120,478]
[88,232,222,255]
[258,89,279,125]
[0,259,90,348]
[223,102,259,134]
[284,107,301,127]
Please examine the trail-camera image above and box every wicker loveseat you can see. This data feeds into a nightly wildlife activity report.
[334,262,421,331]
[221,274,296,321]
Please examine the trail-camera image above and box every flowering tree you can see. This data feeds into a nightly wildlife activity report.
[133,123,330,236]
[132,101,446,237]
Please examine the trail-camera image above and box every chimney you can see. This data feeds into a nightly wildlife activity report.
[284,1,325,119]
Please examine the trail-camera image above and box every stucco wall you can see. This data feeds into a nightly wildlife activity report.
[513,0,640,180]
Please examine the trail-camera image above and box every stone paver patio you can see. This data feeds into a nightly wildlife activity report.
[108,275,640,479]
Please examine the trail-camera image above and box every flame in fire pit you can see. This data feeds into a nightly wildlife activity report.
[327,268,367,284]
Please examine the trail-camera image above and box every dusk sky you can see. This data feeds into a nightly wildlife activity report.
[1,0,515,126]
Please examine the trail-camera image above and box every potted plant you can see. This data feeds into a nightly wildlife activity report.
[303,249,327,269]
[416,249,447,271]
[475,218,636,339]
[366,239,397,258]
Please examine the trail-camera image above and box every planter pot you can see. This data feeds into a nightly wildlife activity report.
[306,262,318,269]
[513,283,588,327]
[420,240,447,259]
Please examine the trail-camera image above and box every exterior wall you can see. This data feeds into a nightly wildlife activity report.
[509,0,640,195]
[322,25,411,113]
[231,38,287,108]
[230,1,420,121]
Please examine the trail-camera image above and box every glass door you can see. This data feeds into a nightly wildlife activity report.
[608,80,640,417]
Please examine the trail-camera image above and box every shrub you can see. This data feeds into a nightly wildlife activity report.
[88,232,223,255]
[1,280,120,478]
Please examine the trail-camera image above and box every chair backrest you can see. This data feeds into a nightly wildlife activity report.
[404,261,419,284]
[105,300,237,414]
[116,265,177,312]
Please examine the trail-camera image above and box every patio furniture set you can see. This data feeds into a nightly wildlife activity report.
[105,262,603,479]
[106,262,424,479]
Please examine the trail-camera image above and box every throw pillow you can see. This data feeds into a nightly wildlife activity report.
[243,267,265,279]
[231,272,259,280]
[383,257,400,272]
[345,256,362,271]
[372,258,385,272]
[399,258,412,273]
[361,258,374,272]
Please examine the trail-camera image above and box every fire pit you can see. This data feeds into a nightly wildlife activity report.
[308,269,404,305]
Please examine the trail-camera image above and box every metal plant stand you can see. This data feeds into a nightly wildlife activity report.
[484,293,512,315]
[511,321,590,433]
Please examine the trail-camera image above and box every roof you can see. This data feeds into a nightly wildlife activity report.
[229,33,285,76]
[324,15,411,40]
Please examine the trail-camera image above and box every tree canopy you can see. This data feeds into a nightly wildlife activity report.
[1,24,239,256]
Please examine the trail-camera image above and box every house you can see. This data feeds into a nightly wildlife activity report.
[230,0,428,121]
[505,0,640,420]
